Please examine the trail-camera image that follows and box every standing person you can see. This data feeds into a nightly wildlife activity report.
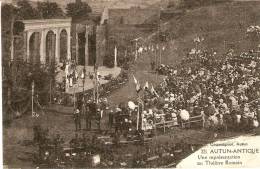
[53,134,64,159]
[70,133,80,150]
[151,61,155,71]
[73,109,81,131]
[96,108,102,131]
[80,96,86,129]
[85,101,91,130]
[114,107,122,133]
[108,109,114,128]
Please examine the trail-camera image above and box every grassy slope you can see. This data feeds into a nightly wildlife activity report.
[158,1,260,65]
[109,1,260,104]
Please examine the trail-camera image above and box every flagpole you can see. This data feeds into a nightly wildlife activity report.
[73,85,76,110]
[159,44,162,65]
[156,5,161,82]
[82,66,86,94]
[94,64,99,104]
[114,46,117,67]
[32,81,34,117]
[124,49,127,58]
[96,72,99,104]
[93,66,96,102]
[136,41,138,59]
[93,78,96,102]
[137,97,140,130]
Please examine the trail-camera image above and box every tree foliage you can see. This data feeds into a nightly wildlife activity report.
[1,0,64,117]
[16,0,40,19]
[1,0,66,58]
[37,2,65,19]
[1,4,15,27]
[66,1,92,19]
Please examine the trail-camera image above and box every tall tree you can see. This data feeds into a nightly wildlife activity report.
[1,4,16,35]
[16,0,40,19]
[37,2,64,19]
[66,1,92,20]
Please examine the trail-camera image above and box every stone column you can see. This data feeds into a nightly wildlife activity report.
[76,33,79,64]
[55,29,60,63]
[66,27,71,60]
[26,31,33,62]
[23,32,27,61]
[40,30,46,64]
[85,26,89,66]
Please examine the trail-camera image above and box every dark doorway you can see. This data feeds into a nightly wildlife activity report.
[88,33,96,66]
[78,32,86,65]
[60,29,68,63]
[46,30,56,65]
[29,32,41,64]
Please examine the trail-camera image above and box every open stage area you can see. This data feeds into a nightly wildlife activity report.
[56,66,121,94]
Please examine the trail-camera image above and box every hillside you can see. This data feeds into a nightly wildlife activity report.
[156,1,260,65]
[6,0,164,14]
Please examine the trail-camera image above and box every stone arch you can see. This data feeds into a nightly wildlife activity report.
[29,32,41,64]
[60,29,68,63]
[46,30,56,65]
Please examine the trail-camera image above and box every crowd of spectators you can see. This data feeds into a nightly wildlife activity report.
[151,48,260,132]
[93,47,260,134]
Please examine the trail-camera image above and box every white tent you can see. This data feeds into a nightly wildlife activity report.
[177,135,260,168]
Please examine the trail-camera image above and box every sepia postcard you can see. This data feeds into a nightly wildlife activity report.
[1,0,260,168]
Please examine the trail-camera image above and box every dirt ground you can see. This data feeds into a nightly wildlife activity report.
[4,104,251,168]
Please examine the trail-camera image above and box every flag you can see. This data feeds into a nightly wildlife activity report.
[81,71,85,79]
[194,36,204,43]
[100,7,109,25]
[151,84,159,97]
[136,82,142,93]
[161,78,167,88]
[69,77,73,87]
[194,37,200,43]
[133,75,138,84]
[133,75,142,93]
[144,81,149,90]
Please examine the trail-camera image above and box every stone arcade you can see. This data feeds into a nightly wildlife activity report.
[23,18,72,64]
